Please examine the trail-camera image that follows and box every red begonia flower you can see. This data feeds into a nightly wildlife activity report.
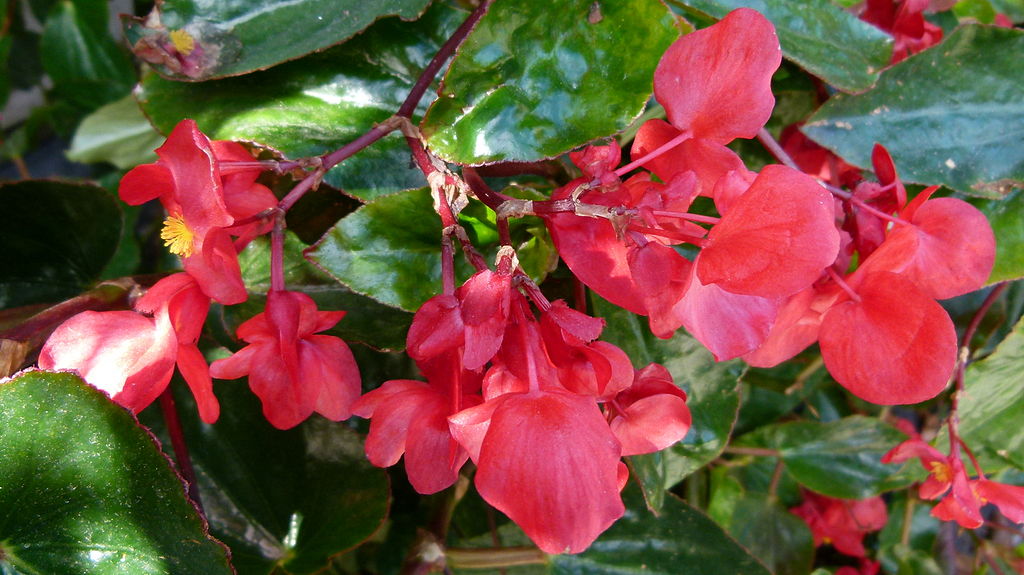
[119,119,250,304]
[210,140,278,246]
[654,8,781,144]
[352,350,483,494]
[779,124,862,189]
[448,387,625,554]
[209,289,360,429]
[976,479,1024,524]
[930,456,984,528]
[790,491,887,557]
[881,438,957,499]
[818,271,957,405]
[40,272,219,422]
[742,284,842,367]
[698,165,840,299]
[860,0,943,63]
[608,363,691,456]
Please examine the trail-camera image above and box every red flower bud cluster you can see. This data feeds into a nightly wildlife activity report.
[354,253,691,554]
[546,8,995,407]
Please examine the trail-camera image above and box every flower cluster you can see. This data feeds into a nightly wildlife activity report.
[40,119,361,428]
[546,8,995,407]
[353,250,691,554]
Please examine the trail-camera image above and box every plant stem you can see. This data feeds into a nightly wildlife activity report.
[159,387,203,513]
[445,547,548,570]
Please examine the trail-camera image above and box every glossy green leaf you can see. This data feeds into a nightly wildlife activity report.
[420,0,680,165]
[40,0,134,111]
[66,94,163,169]
[958,316,1024,470]
[681,0,893,92]
[230,233,414,351]
[0,371,232,574]
[978,190,1024,283]
[0,180,122,308]
[123,0,432,80]
[551,487,770,575]
[803,24,1024,197]
[306,187,464,312]
[143,381,390,575]
[741,416,909,498]
[714,493,814,575]
[137,3,464,201]
[592,295,743,511]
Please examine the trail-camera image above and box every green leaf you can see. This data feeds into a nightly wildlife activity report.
[681,0,893,92]
[123,0,432,80]
[714,493,814,575]
[0,180,122,308]
[551,487,770,575]
[977,190,1024,283]
[0,371,233,574]
[306,188,465,312]
[420,0,680,165]
[137,3,464,202]
[803,24,1024,197]
[40,0,134,111]
[740,416,909,498]
[143,381,390,575]
[231,233,414,351]
[958,315,1024,470]
[592,295,743,511]
[67,94,164,169]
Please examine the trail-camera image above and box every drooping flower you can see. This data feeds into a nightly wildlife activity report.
[209,289,361,429]
[352,349,482,495]
[39,273,220,422]
[790,490,888,557]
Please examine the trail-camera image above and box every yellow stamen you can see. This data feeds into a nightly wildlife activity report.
[929,461,953,483]
[161,216,195,257]
[169,29,196,56]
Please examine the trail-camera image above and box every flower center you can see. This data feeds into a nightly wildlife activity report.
[929,461,953,483]
[169,29,196,55]
[161,216,195,257]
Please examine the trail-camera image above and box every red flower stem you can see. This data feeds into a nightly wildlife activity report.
[628,224,708,247]
[756,127,801,171]
[397,0,493,119]
[850,195,909,227]
[614,130,691,177]
[277,0,493,213]
[270,216,286,292]
[650,209,720,225]
[573,277,587,313]
[516,272,551,312]
[463,168,514,245]
[960,282,1008,354]
[159,387,203,513]
[825,267,862,303]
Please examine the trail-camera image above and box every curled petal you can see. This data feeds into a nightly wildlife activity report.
[976,479,1024,524]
